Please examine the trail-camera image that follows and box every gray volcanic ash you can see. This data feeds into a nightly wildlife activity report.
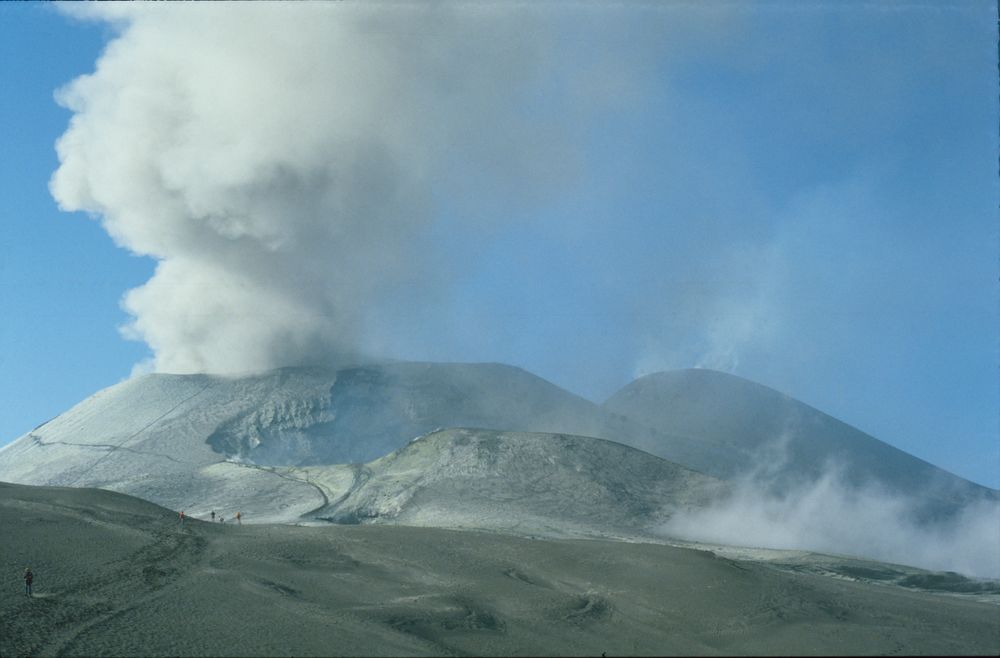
[2,481,997,657]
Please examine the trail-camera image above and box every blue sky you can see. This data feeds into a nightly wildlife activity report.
[1,6,153,427]
[1,2,997,488]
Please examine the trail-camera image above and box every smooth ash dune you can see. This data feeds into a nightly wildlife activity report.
[2,482,998,657]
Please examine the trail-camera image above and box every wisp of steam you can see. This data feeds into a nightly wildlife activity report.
[663,449,1000,580]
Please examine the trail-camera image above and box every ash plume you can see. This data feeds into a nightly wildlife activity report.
[49,3,579,374]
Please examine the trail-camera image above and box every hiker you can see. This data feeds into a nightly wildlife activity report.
[179,510,185,525]
[236,511,242,525]
[210,510,215,522]
[219,516,224,524]
[23,568,33,597]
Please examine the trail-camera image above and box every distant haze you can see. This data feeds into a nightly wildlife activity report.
[40,2,998,488]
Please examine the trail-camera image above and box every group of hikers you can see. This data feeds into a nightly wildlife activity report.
[22,508,248,599]
[178,509,242,525]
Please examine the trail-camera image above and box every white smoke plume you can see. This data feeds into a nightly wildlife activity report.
[662,459,1000,580]
[50,3,585,374]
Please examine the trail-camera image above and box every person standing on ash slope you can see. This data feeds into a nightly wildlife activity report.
[23,568,33,597]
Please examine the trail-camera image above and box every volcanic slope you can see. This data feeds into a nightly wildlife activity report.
[310,428,728,537]
[2,361,994,524]
[0,362,626,466]
[0,370,337,522]
[3,481,997,658]
[0,362,698,516]
[604,368,1000,517]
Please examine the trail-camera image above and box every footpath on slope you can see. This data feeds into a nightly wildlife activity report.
[2,482,999,657]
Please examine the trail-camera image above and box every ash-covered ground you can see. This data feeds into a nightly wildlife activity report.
[3,482,997,657]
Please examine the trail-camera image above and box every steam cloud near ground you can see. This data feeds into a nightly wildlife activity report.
[663,462,1000,580]
[49,3,586,374]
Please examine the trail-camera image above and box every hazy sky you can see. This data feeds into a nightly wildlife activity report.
[1,2,997,488]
